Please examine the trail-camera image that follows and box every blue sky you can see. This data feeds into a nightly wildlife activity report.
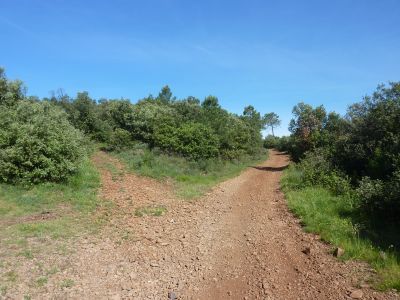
[1,0,399,136]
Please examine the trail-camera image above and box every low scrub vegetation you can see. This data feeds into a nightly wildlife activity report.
[280,82,400,290]
[0,68,271,188]
[116,144,267,199]
[49,85,271,161]
[282,166,400,290]
[0,158,101,240]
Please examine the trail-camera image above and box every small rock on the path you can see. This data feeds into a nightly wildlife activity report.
[302,247,311,255]
[168,291,177,300]
[262,280,269,289]
[350,289,363,299]
[333,247,345,257]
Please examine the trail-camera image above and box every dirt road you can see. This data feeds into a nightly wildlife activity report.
[19,150,398,299]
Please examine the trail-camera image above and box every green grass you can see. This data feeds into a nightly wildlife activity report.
[0,158,102,261]
[281,165,400,291]
[135,205,167,217]
[0,155,104,296]
[60,279,74,289]
[35,276,48,287]
[115,146,267,199]
[0,159,100,218]
[17,249,34,259]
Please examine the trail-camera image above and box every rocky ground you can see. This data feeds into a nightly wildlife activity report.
[1,150,399,299]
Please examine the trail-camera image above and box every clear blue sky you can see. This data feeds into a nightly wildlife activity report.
[1,0,399,136]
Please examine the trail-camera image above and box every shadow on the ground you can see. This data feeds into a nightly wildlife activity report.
[339,209,400,254]
[250,165,289,172]
[274,151,289,156]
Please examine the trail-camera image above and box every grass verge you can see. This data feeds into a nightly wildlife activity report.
[281,165,400,291]
[114,145,267,199]
[0,158,103,243]
[0,158,103,292]
[0,159,100,218]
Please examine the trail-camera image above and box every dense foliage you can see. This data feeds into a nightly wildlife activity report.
[279,83,400,290]
[0,69,270,184]
[0,70,85,184]
[285,82,400,232]
[48,85,269,160]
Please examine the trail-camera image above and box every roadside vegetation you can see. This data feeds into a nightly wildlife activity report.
[0,158,103,296]
[0,67,271,294]
[272,82,400,290]
[0,67,270,244]
[115,145,266,199]
[0,68,104,282]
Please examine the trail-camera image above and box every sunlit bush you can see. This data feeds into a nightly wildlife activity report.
[0,101,85,184]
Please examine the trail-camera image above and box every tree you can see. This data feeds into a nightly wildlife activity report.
[0,68,26,107]
[240,105,265,152]
[264,112,281,136]
[201,95,220,109]
[157,85,175,103]
[339,82,400,180]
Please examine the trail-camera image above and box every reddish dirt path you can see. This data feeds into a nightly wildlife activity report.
[12,150,398,299]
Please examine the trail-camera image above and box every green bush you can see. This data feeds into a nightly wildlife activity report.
[263,135,292,152]
[275,136,292,152]
[131,99,177,146]
[263,135,279,149]
[154,123,220,160]
[357,171,400,218]
[298,149,353,196]
[108,128,133,151]
[0,101,85,184]
[282,168,400,290]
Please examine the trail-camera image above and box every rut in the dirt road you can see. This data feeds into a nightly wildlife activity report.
[26,150,398,300]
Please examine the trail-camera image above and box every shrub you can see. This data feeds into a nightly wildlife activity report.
[131,99,177,146]
[298,149,353,196]
[263,135,292,152]
[263,135,279,149]
[218,116,253,159]
[154,123,220,160]
[279,136,294,152]
[0,101,85,184]
[357,171,400,219]
[108,128,133,151]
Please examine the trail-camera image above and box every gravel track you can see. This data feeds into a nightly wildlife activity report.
[4,150,398,300]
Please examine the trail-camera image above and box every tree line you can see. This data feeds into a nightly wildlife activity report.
[0,68,277,185]
[269,82,400,225]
